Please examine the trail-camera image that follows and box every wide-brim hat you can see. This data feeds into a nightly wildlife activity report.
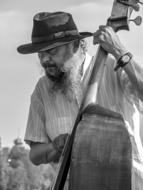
[17,12,93,54]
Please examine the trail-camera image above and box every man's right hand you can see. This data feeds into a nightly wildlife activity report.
[29,134,69,165]
[52,133,69,154]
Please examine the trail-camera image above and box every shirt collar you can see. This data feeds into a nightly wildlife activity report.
[81,53,92,81]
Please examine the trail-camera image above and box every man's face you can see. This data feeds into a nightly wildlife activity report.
[38,43,75,80]
[38,42,83,98]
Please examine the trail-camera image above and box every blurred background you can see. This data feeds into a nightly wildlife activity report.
[0,0,143,189]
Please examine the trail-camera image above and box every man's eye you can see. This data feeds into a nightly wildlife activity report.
[41,62,48,68]
[49,49,57,55]
[42,64,47,69]
[48,47,59,55]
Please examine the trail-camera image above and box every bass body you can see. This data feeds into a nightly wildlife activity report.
[69,104,132,190]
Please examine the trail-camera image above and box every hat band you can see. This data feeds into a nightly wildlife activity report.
[32,30,79,43]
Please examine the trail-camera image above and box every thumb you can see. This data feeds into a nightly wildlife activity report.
[93,31,100,45]
[63,133,69,143]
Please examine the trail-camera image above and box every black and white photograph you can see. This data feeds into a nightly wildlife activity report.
[0,0,143,189]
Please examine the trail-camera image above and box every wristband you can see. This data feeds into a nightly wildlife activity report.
[114,52,133,71]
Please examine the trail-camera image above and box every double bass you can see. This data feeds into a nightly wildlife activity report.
[52,0,143,189]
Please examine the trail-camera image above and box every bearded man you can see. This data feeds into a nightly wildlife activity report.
[17,12,143,189]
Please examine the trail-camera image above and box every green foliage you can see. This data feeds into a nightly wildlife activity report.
[0,138,56,190]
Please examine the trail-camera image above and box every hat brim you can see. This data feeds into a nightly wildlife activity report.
[17,32,93,54]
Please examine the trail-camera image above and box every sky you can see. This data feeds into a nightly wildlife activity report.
[0,0,143,148]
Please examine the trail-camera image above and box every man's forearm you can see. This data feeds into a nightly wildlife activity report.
[123,59,143,102]
[112,44,143,102]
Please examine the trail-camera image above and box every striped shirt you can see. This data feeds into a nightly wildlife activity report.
[25,54,143,144]
[25,53,143,189]
[25,53,91,144]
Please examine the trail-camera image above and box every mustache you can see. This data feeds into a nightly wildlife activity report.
[41,61,56,69]
[42,61,71,72]
[41,61,67,82]
[42,61,67,73]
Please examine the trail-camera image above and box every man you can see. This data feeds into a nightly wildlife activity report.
[17,12,143,189]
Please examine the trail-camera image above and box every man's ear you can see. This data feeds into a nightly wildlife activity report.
[73,46,79,53]
[72,40,80,53]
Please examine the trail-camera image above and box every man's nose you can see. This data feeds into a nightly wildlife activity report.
[38,52,51,62]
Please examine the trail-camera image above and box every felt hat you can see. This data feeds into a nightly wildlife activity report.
[17,12,93,54]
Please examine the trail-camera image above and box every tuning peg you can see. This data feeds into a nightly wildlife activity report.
[129,16,142,25]
[118,0,141,11]
[129,3,140,11]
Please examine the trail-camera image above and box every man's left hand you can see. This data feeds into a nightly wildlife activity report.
[93,25,127,60]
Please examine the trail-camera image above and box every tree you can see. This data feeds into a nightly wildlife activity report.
[0,138,56,190]
[0,137,4,190]
[8,138,43,189]
[0,138,11,190]
[6,160,27,190]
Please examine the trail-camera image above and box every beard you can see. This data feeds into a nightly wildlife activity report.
[44,51,84,101]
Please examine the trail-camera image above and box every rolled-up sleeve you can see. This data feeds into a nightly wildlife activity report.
[24,83,50,146]
[119,67,143,113]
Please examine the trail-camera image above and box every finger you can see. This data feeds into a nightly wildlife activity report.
[93,31,106,45]
[53,140,61,152]
[99,25,106,29]
[99,25,112,35]
[100,25,114,34]
[94,29,101,36]
[93,30,101,44]
[59,136,65,147]
[60,133,68,141]
[93,37,99,45]
[99,25,107,31]
[99,32,106,42]
[53,135,64,151]
[59,133,68,147]
[53,151,61,163]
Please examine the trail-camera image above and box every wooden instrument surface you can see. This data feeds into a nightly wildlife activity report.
[69,104,132,190]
